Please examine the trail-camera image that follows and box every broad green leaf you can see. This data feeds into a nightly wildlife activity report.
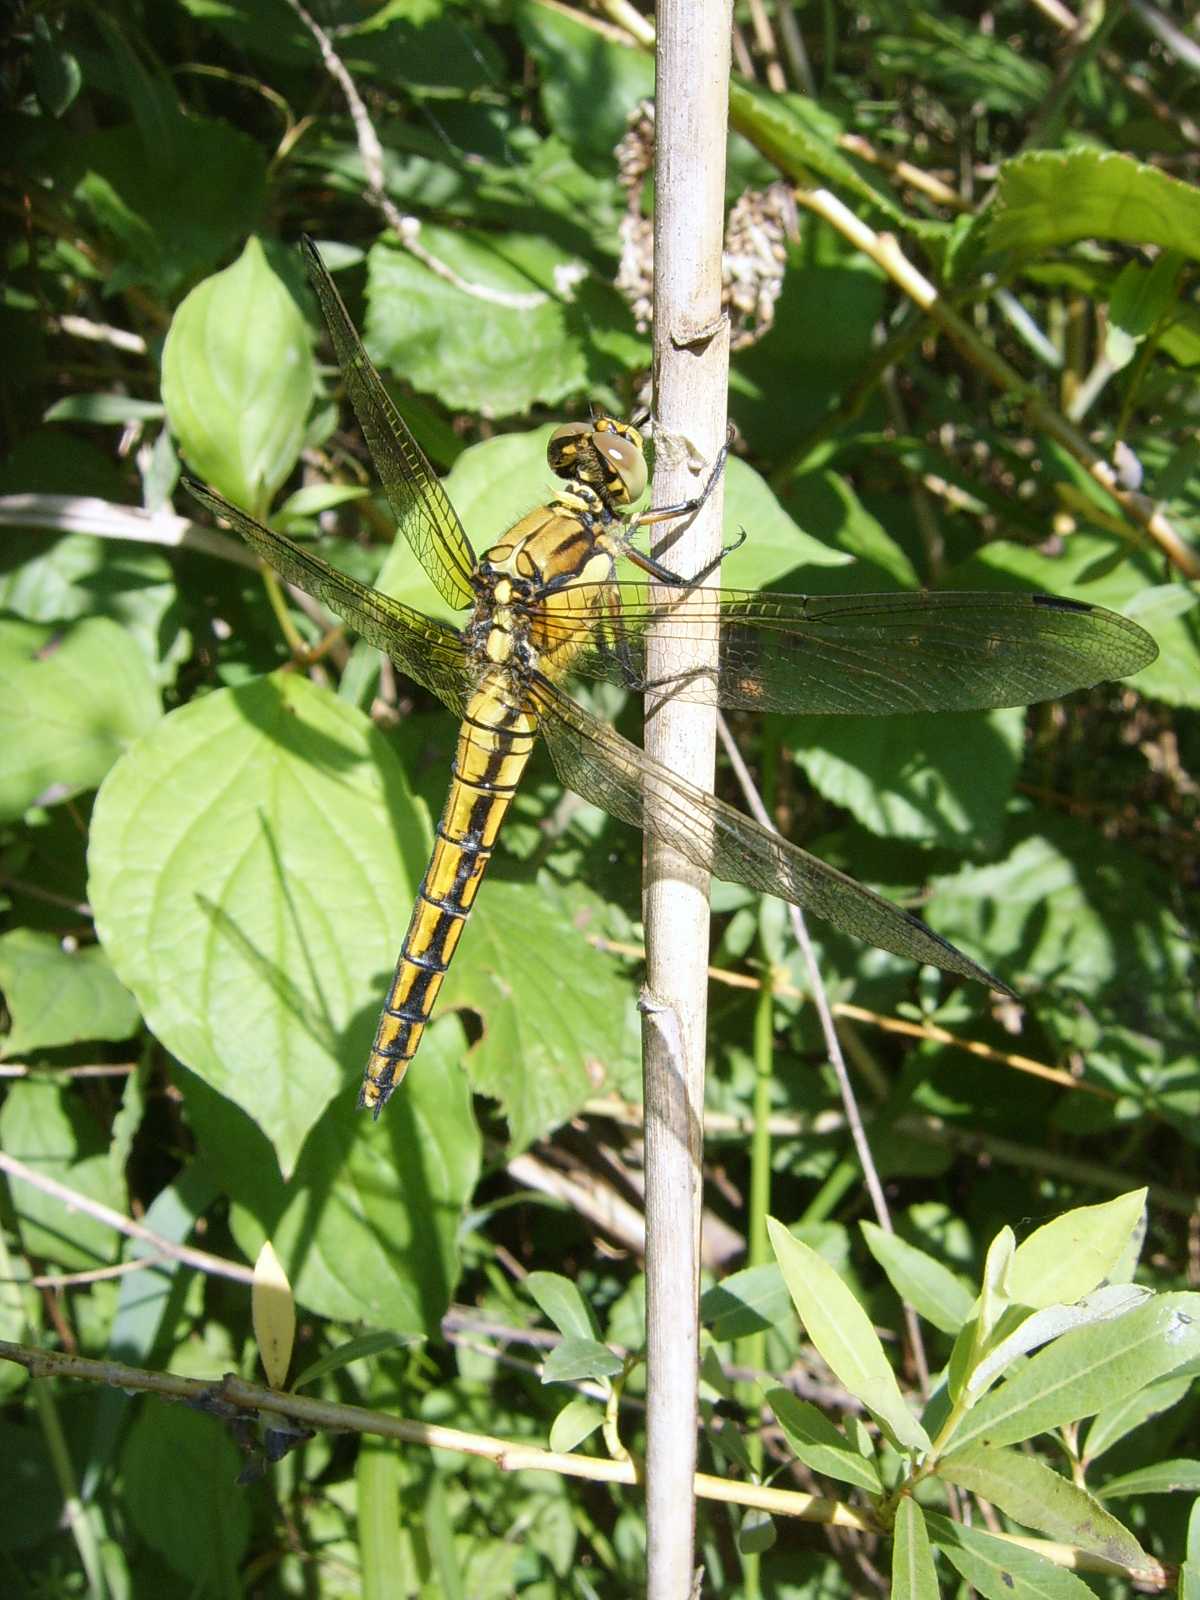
[541,1338,624,1384]
[88,672,429,1176]
[163,236,313,516]
[441,877,636,1152]
[1084,1373,1194,1463]
[767,1217,930,1454]
[197,1021,480,1330]
[938,1443,1150,1571]
[766,1389,882,1492]
[926,821,1180,996]
[0,928,138,1056]
[966,1286,1152,1399]
[548,1398,603,1453]
[121,1403,250,1587]
[0,1080,123,1270]
[989,149,1200,264]
[891,1499,939,1600]
[72,117,267,298]
[860,1223,975,1335]
[735,252,887,456]
[525,1273,599,1341]
[925,1511,1100,1600]
[700,1263,791,1342]
[1106,254,1184,371]
[276,482,370,521]
[515,0,654,166]
[0,616,160,820]
[950,1293,1200,1453]
[365,232,597,417]
[1007,1191,1147,1308]
[792,707,1024,850]
[0,529,186,686]
[1099,1460,1200,1499]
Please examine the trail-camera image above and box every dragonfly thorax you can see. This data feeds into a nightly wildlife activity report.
[547,415,648,509]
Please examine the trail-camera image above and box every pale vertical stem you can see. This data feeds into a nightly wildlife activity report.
[642,1,733,1593]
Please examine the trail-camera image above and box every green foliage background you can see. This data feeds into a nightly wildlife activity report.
[0,1,1197,1595]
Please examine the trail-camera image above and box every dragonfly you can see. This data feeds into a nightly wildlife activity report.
[185,237,1158,1119]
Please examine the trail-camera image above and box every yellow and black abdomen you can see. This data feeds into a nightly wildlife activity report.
[360,669,538,1117]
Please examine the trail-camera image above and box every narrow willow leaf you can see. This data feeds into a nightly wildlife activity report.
[541,1337,623,1384]
[966,1285,1152,1397]
[766,1389,883,1492]
[977,1227,1015,1339]
[525,1272,600,1340]
[926,1511,1103,1600]
[891,1499,939,1600]
[767,1217,930,1454]
[1084,1373,1194,1463]
[951,1293,1200,1452]
[252,1240,295,1389]
[938,1443,1150,1572]
[293,1331,417,1389]
[738,1510,776,1555]
[1099,1459,1200,1499]
[861,1221,975,1335]
[548,1398,603,1454]
[1007,1190,1147,1309]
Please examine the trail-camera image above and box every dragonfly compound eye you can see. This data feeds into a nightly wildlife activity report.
[595,429,648,505]
[547,422,590,477]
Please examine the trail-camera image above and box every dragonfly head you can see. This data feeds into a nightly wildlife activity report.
[548,416,648,509]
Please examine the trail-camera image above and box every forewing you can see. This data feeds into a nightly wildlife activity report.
[548,586,1157,713]
[531,677,1013,993]
[185,477,469,714]
[301,236,477,612]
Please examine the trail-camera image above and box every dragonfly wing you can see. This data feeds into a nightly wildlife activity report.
[186,477,470,714]
[301,237,477,613]
[532,677,1014,995]
[551,586,1157,714]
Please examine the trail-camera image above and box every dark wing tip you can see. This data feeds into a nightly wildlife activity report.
[1032,593,1092,615]
[1032,591,1158,676]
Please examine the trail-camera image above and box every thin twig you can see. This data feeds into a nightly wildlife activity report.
[640,1,733,1589]
[0,1153,255,1285]
[0,1341,1167,1586]
[283,0,545,311]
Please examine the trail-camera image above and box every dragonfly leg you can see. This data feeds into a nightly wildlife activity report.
[626,424,732,535]
[617,425,742,586]
[619,525,746,587]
